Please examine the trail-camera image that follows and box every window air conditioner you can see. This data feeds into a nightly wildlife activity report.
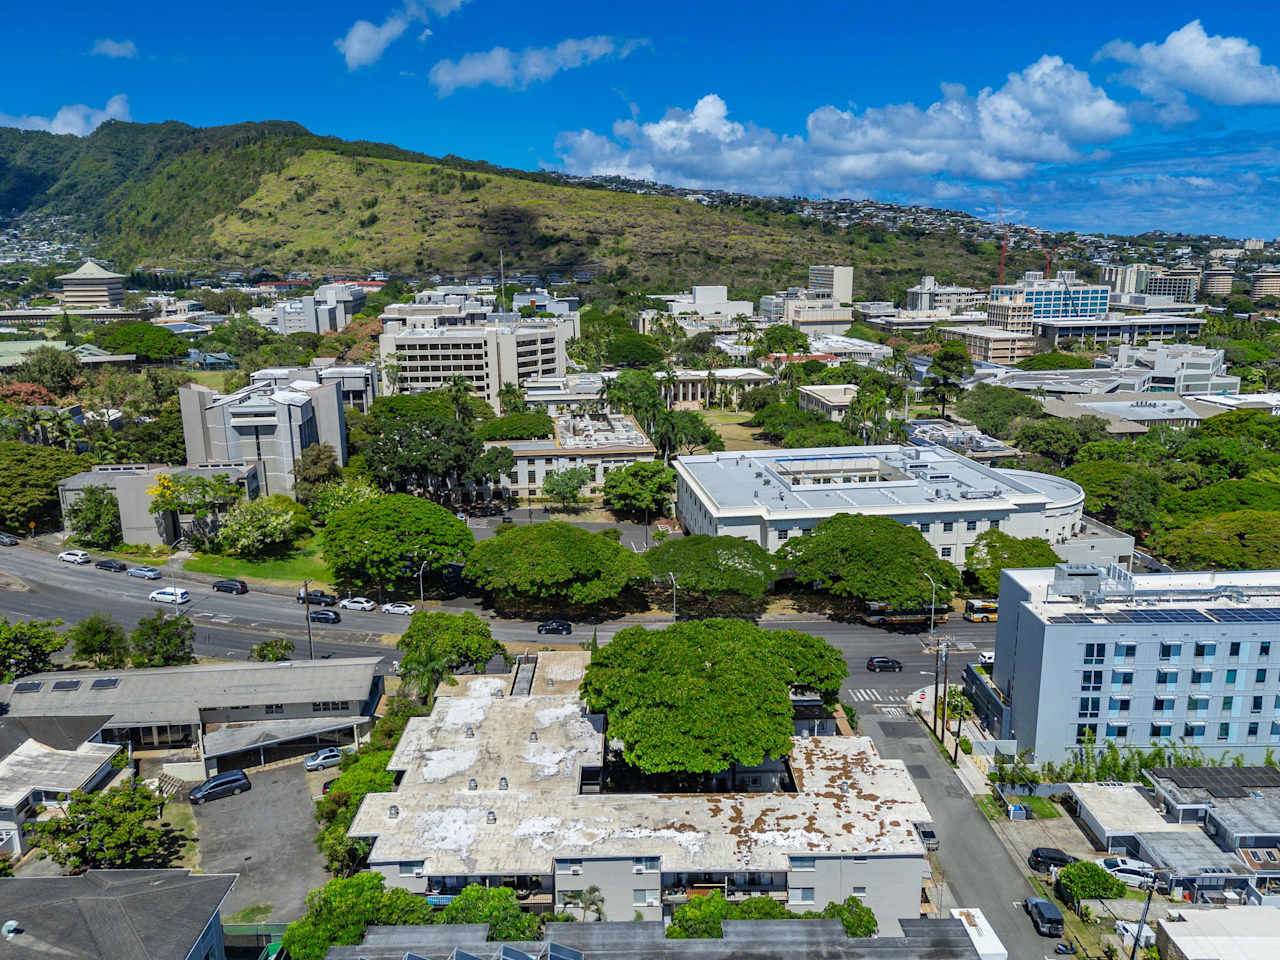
[633,865,645,873]
[570,866,582,875]
[413,869,425,878]
[646,899,659,907]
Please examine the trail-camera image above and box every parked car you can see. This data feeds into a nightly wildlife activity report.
[0,533,18,546]
[149,587,190,605]
[188,769,251,805]
[322,778,338,795]
[501,516,514,524]
[381,601,415,616]
[1028,848,1078,873]
[298,589,337,606]
[95,558,128,572]
[979,650,995,666]
[127,565,162,580]
[1098,856,1155,887]
[915,822,939,851]
[309,609,341,624]
[1024,897,1064,937]
[58,549,91,564]
[340,596,376,610]
[537,619,572,635]
[865,656,902,672]
[212,579,248,595]
[304,747,344,771]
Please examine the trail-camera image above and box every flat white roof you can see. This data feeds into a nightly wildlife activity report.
[1068,782,1198,836]
[1159,905,1280,959]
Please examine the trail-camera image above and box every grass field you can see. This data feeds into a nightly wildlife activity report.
[703,410,778,451]
[184,537,330,587]
[156,798,200,871]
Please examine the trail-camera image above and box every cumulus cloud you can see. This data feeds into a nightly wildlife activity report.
[429,36,633,96]
[91,38,137,59]
[335,1,469,70]
[554,56,1128,196]
[0,94,131,137]
[1097,20,1280,125]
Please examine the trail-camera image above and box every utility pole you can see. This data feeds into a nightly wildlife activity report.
[302,578,314,660]
[418,560,429,606]
[1128,879,1157,960]
[940,645,951,754]
[668,572,677,619]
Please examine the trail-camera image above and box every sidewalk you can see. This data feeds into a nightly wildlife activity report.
[911,684,991,797]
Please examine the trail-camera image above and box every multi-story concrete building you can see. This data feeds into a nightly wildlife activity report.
[272,283,367,335]
[938,324,1037,364]
[1100,263,1164,295]
[1246,238,1266,251]
[660,285,753,321]
[55,260,124,309]
[1251,268,1280,300]
[985,292,1035,334]
[1201,265,1236,298]
[249,358,378,412]
[784,297,855,338]
[1036,312,1206,347]
[348,651,934,933]
[654,367,773,407]
[493,413,656,498]
[1144,267,1201,303]
[860,309,988,336]
[379,320,569,408]
[796,384,858,421]
[1108,342,1240,395]
[989,270,1110,319]
[808,264,854,303]
[906,276,986,313]
[673,445,1088,563]
[988,563,1280,764]
[1108,293,1199,315]
[808,333,893,366]
[178,379,347,496]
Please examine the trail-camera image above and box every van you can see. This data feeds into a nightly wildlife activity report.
[189,769,252,805]
[1024,897,1064,937]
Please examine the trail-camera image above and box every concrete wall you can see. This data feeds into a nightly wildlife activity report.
[791,853,925,936]
[556,856,662,923]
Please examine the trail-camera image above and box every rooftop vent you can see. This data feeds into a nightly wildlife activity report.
[388,804,400,819]
[546,675,554,686]
[494,690,503,698]
[468,778,478,791]
[486,810,497,824]
[465,726,475,738]
[840,781,849,793]
[529,731,539,742]
[499,777,509,791]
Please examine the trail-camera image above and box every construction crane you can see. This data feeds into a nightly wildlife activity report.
[1035,233,1054,279]
[994,191,1008,284]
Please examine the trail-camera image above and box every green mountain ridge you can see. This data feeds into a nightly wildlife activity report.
[0,119,1045,298]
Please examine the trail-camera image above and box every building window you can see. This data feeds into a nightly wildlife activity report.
[1078,698,1100,719]
[311,701,351,713]
[965,520,977,531]
[556,859,583,874]
[633,889,651,906]
[265,704,284,714]
[777,529,789,541]
[1115,643,1137,659]
[1082,671,1103,692]
[1188,696,1209,711]
[1230,642,1242,657]
[1159,643,1182,661]
[1109,697,1130,712]
[1219,722,1231,741]
[790,857,816,870]
[399,862,422,876]
[919,523,930,533]
[1191,670,1212,685]
[632,857,660,871]
[1227,669,1239,685]
[1253,696,1264,714]
[1194,642,1217,658]
[1150,723,1172,738]
[1262,642,1272,658]
[1084,643,1105,665]
[790,888,815,905]
[1157,670,1178,686]
[1112,670,1134,686]
[1075,723,1098,743]
[941,547,952,559]
[1249,722,1260,739]
[942,522,954,532]
[1106,724,1128,738]
[1183,723,1206,739]
[1259,670,1269,684]
[1224,696,1234,711]
[1153,697,1174,712]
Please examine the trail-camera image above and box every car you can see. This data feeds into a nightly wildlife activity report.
[1024,897,1064,937]
[340,596,376,611]
[95,558,128,572]
[537,619,572,635]
[1098,856,1155,887]
[188,769,251,805]
[298,588,337,607]
[979,650,995,666]
[212,578,248,595]
[304,747,344,771]
[322,778,338,795]
[127,565,162,580]
[58,550,91,564]
[501,516,514,524]
[149,587,191,605]
[915,822,939,851]
[1028,848,1078,873]
[382,601,416,615]
[866,656,903,672]
[309,608,341,624]
[0,533,18,546]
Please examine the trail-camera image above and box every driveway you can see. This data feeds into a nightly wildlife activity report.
[192,761,328,921]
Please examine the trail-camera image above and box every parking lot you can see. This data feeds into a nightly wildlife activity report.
[192,761,328,921]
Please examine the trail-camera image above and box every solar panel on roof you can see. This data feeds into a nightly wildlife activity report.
[1206,608,1280,623]
[13,680,41,693]
[445,951,485,960]
[90,677,119,689]
[53,679,81,691]
[549,945,584,960]
[499,947,537,960]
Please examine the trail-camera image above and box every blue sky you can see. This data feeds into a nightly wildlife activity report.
[4,1,1280,237]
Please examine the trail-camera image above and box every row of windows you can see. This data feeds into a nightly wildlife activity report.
[1103,668,1274,687]
[313,700,351,712]
[1078,721,1280,743]
[1086,641,1271,664]
[1084,694,1280,716]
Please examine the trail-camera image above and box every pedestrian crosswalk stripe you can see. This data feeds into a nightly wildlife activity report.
[847,688,905,702]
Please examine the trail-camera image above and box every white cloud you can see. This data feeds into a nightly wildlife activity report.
[335,1,469,70]
[91,38,137,59]
[1097,20,1280,124]
[429,36,631,96]
[0,94,131,137]
[554,56,1128,196]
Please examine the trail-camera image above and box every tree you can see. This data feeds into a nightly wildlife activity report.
[955,384,1043,438]
[1015,417,1107,468]
[397,611,508,705]
[129,612,196,668]
[0,441,88,533]
[367,416,482,498]
[217,496,302,558]
[307,476,379,526]
[783,423,849,448]
[606,330,663,367]
[322,494,473,591]
[782,514,961,609]
[1017,352,1095,371]
[600,370,663,430]
[293,443,341,505]
[146,472,242,538]
[964,530,1061,596]
[497,381,526,414]
[437,884,542,940]
[758,324,809,357]
[581,619,843,773]
[749,402,825,442]
[67,612,130,668]
[65,484,122,549]
[1056,861,1126,906]
[91,321,187,362]
[644,534,777,605]
[561,884,606,921]
[922,340,973,417]
[13,344,82,396]
[667,890,740,938]
[250,637,295,661]
[543,466,592,509]
[653,409,723,459]
[474,411,554,442]
[602,460,676,519]
[282,873,434,960]
[820,895,878,937]
[26,779,165,870]
[1154,510,1280,570]
[0,616,65,682]
[464,522,646,607]
[1159,479,1280,529]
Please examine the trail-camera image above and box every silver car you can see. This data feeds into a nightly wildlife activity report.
[127,565,162,580]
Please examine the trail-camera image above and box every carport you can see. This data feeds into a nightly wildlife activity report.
[202,716,368,772]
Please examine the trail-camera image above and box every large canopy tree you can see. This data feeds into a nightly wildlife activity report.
[581,619,846,774]
[0,441,88,533]
[782,513,960,609]
[601,460,676,518]
[323,494,473,590]
[964,530,1061,596]
[644,534,777,613]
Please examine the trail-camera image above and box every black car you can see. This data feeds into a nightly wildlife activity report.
[310,608,341,624]
[298,589,337,606]
[0,533,17,546]
[1024,897,1064,937]
[188,769,251,805]
[212,579,248,595]
[866,656,903,672]
[538,619,572,635]
[94,558,128,572]
[1028,847,1079,873]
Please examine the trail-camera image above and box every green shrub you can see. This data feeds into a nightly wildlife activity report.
[1056,860,1126,904]
[958,736,972,755]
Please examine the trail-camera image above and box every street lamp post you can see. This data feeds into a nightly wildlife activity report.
[668,572,677,619]
[923,571,943,736]
[418,560,429,606]
[301,577,315,660]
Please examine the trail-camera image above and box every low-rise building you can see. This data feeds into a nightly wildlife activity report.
[910,420,1018,462]
[523,373,608,414]
[860,309,988,336]
[1158,905,1280,960]
[271,282,367,335]
[938,325,1037,364]
[907,276,986,313]
[654,367,773,407]
[1107,342,1240,395]
[784,297,855,337]
[493,413,656,498]
[1036,311,1207,346]
[797,384,858,421]
[1039,392,1221,434]
[808,333,892,366]
[660,285,753,322]
[1109,292,1199,314]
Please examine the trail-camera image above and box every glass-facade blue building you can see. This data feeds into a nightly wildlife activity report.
[991,275,1110,319]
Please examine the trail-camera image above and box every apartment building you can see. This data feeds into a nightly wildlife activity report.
[906,276,986,313]
[272,283,367,335]
[938,324,1037,364]
[249,358,379,412]
[1201,265,1235,298]
[990,563,1280,764]
[55,260,124,309]
[494,413,656,498]
[1145,267,1201,303]
[1100,263,1164,295]
[808,264,855,303]
[378,320,569,408]
[985,292,1035,334]
[784,297,855,337]
[178,379,347,496]
[348,651,933,934]
[1251,268,1280,300]
[989,270,1111,319]
[673,445,1088,562]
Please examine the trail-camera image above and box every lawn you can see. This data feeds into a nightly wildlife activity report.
[975,794,1001,821]
[703,410,778,452]
[976,793,1062,820]
[184,537,331,587]
[155,798,199,870]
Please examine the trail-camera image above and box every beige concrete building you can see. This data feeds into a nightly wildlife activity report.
[55,260,125,310]
[1201,265,1235,298]
[493,413,656,498]
[985,292,1035,335]
[808,264,854,303]
[784,297,856,337]
[797,383,858,421]
[1251,268,1280,300]
[906,276,986,313]
[938,324,1037,364]
[1145,266,1200,302]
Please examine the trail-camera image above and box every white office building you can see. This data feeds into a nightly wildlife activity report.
[1100,264,1165,296]
[271,283,367,335]
[808,265,855,304]
[249,358,379,412]
[673,445,1088,563]
[660,285,753,322]
[1107,342,1240,395]
[990,564,1280,764]
[906,276,986,313]
[495,413,656,498]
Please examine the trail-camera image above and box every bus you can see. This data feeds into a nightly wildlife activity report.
[859,601,951,627]
[964,599,999,623]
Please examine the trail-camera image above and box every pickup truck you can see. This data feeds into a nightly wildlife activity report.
[297,589,337,607]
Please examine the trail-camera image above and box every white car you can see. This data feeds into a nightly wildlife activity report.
[339,596,376,611]
[58,549,91,564]
[979,651,995,666]
[1098,856,1155,887]
[149,587,191,605]
[381,601,415,615]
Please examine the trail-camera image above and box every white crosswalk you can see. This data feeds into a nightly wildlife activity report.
[846,688,906,702]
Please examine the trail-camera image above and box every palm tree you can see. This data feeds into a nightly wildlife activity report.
[702,369,717,410]
[444,375,473,422]
[658,360,678,409]
[497,381,525,415]
[17,407,45,445]
[399,645,455,708]
[563,884,606,922]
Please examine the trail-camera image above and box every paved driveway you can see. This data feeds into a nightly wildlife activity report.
[193,762,327,921]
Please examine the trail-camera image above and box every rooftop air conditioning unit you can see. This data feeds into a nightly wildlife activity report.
[570,866,582,875]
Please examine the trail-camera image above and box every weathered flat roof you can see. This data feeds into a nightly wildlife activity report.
[0,737,119,806]
[1158,905,1280,959]
[202,715,368,757]
[1136,830,1252,878]
[1068,782,1192,837]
